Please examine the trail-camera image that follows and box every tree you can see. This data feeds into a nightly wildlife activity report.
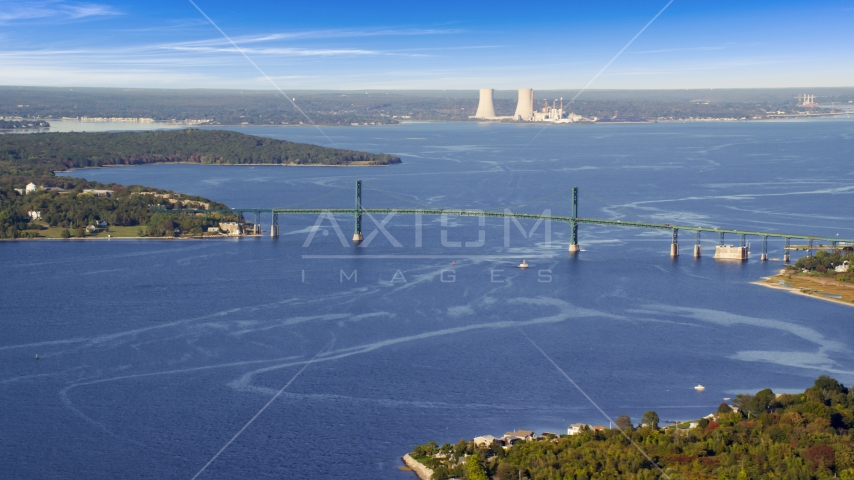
[60,228,70,238]
[733,394,753,410]
[744,389,775,417]
[814,375,848,395]
[615,414,633,430]
[717,402,734,414]
[495,461,521,480]
[465,455,488,480]
[641,411,659,429]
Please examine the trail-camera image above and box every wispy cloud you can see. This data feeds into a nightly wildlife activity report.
[630,43,762,54]
[0,1,121,24]
[161,45,416,57]
[173,28,465,47]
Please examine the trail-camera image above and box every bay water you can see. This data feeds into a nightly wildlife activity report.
[2,119,853,478]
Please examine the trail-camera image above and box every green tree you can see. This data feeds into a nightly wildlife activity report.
[465,455,488,480]
[60,228,70,238]
[718,402,734,414]
[641,411,659,429]
[615,414,633,430]
[745,388,775,417]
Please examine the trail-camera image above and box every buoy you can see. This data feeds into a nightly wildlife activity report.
[35,354,39,360]
[451,261,455,267]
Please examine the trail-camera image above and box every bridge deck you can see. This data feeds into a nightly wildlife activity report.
[153,208,854,244]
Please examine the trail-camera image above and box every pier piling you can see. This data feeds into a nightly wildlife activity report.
[694,231,701,258]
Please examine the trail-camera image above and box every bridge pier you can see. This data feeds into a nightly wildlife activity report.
[270,212,279,238]
[783,237,791,263]
[761,236,768,261]
[568,187,580,254]
[353,179,363,243]
[254,212,261,235]
[694,231,701,258]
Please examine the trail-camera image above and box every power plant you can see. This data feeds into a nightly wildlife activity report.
[472,88,586,123]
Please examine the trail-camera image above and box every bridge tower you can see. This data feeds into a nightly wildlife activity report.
[270,212,279,237]
[568,187,580,253]
[671,228,679,257]
[761,236,768,261]
[353,180,363,243]
[694,231,702,258]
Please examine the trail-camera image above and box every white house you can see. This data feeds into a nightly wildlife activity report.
[25,182,38,194]
[567,423,589,435]
[28,211,42,220]
[96,220,108,228]
[835,261,850,273]
[473,435,500,447]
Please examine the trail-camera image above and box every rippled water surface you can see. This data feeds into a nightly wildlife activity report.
[3,119,854,479]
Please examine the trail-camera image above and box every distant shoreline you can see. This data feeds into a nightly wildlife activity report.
[59,161,392,174]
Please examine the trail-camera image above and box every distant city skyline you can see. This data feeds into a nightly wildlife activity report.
[1,0,853,91]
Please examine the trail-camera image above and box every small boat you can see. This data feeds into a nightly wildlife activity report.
[518,260,529,269]
[694,384,705,391]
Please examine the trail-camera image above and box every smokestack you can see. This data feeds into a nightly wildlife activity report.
[514,88,534,121]
[475,88,496,118]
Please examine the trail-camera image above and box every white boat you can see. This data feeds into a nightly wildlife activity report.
[694,384,705,391]
[518,260,529,269]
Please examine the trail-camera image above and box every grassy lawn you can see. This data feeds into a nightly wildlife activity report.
[20,226,142,238]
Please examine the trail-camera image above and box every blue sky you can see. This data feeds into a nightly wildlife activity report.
[1,0,853,90]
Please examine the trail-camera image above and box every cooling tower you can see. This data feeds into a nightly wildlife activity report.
[514,88,534,121]
[475,88,496,118]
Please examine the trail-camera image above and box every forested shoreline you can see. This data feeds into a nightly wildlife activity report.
[0,129,400,174]
[411,376,854,479]
[0,129,399,238]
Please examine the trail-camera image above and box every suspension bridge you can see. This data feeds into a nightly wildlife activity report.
[160,180,853,262]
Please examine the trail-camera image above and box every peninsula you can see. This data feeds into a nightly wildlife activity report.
[0,129,400,239]
[756,250,854,307]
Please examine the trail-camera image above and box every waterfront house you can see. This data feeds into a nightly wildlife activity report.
[567,423,589,435]
[96,220,108,228]
[836,261,850,273]
[473,435,500,447]
[503,430,536,444]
